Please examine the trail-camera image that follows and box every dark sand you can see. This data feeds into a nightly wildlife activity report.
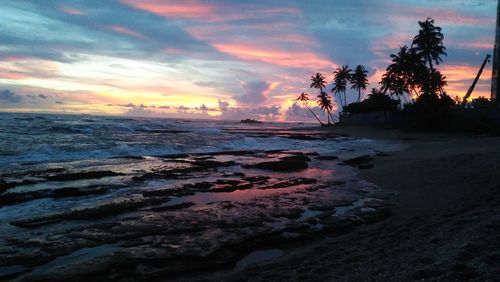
[216,127,500,281]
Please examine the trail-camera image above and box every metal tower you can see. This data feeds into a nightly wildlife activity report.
[491,0,500,101]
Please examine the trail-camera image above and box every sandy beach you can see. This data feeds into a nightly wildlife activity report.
[212,127,500,281]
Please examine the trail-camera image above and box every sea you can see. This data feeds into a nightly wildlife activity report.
[0,112,375,169]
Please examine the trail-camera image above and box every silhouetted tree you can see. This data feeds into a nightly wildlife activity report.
[384,46,428,100]
[317,91,334,125]
[310,72,327,92]
[351,65,369,102]
[380,72,407,104]
[296,92,324,125]
[412,18,447,71]
[421,69,447,96]
[331,65,352,108]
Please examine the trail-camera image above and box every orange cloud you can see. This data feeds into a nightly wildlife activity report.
[107,25,145,38]
[59,6,85,16]
[212,43,335,70]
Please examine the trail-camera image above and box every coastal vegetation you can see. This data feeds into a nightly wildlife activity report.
[298,17,499,132]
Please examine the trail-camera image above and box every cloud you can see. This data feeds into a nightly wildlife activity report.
[285,102,327,123]
[0,90,22,103]
[123,106,157,117]
[218,99,230,111]
[38,94,48,99]
[234,80,274,105]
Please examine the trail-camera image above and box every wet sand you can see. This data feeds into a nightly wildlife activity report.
[218,127,500,281]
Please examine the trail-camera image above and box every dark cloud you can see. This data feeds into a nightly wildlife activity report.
[176,106,190,112]
[218,99,230,111]
[0,90,22,103]
[39,94,48,99]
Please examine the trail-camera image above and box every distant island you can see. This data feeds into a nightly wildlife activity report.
[240,118,263,124]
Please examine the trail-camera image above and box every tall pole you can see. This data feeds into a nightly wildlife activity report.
[491,0,500,102]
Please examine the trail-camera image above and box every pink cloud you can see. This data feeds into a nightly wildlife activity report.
[121,0,214,19]
[121,0,300,22]
[107,25,146,38]
[212,43,335,69]
[59,6,86,16]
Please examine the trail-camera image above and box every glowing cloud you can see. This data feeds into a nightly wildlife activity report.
[213,43,335,70]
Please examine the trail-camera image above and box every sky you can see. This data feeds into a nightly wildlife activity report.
[0,0,497,121]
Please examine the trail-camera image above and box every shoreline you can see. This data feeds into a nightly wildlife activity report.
[219,127,500,281]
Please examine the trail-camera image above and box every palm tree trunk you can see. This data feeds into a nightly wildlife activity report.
[305,104,324,125]
[326,110,330,124]
[357,89,361,103]
[329,112,337,123]
[428,55,433,71]
[343,92,347,108]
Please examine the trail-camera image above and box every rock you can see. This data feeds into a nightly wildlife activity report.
[261,178,317,189]
[46,171,124,181]
[11,198,164,227]
[285,134,317,140]
[184,181,214,190]
[52,187,107,198]
[341,155,373,166]
[0,179,13,193]
[243,154,310,172]
[150,202,195,211]
[316,155,339,160]
[358,164,374,170]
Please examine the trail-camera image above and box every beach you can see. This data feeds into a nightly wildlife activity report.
[217,127,500,281]
[0,114,400,281]
[2,115,499,281]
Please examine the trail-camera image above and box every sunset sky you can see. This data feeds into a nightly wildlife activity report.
[0,0,496,121]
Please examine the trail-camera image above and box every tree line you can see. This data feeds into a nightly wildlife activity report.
[297,18,451,126]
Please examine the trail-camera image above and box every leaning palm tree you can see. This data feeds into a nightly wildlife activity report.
[412,18,447,71]
[317,91,334,125]
[351,65,369,102]
[296,92,324,125]
[331,65,352,108]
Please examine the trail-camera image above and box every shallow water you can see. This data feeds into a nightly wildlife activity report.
[0,113,402,280]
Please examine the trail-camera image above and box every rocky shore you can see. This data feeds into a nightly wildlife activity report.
[214,127,500,281]
[0,130,399,281]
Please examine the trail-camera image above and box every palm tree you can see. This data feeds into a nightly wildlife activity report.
[331,65,352,108]
[351,65,369,102]
[310,72,327,92]
[296,92,324,125]
[422,69,447,95]
[385,46,428,100]
[412,18,447,71]
[380,72,407,104]
[317,91,334,125]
